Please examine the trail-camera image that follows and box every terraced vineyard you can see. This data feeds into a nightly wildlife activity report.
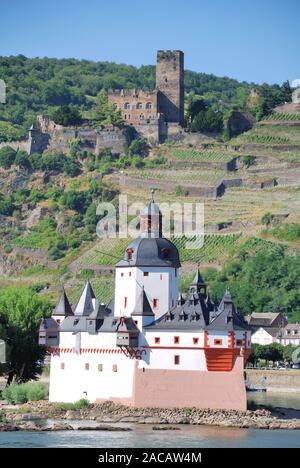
[241,133,291,144]
[169,148,235,163]
[127,169,231,186]
[265,113,300,122]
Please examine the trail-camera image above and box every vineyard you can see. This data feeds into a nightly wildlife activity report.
[237,132,291,145]
[265,113,300,122]
[127,169,231,186]
[169,148,234,163]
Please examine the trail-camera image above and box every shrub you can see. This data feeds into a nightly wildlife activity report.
[242,155,256,168]
[175,185,188,196]
[54,398,90,411]
[15,151,32,170]
[2,382,48,404]
[52,105,82,126]
[4,244,13,254]
[0,146,16,169]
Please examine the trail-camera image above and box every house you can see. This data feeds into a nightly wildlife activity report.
[281,324,300,346]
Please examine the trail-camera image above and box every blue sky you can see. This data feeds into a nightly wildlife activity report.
[0,0,299,85]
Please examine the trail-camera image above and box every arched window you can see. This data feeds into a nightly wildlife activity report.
[146,102,152,110]
[124,102,130,109]
[136,102,143,109]
[140,114,144,120]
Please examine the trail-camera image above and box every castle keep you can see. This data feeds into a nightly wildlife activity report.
[108,50,185,142]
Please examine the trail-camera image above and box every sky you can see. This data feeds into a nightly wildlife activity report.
[0,0,299,85]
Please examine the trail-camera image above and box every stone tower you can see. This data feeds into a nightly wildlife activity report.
[156,50,184,125]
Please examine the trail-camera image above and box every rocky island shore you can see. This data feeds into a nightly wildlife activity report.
[1,401,300,431]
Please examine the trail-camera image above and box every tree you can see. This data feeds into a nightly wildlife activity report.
[0,192,14,216]
[128,138,149,158]
[14,150,32,170]
[84,90,123,128]
[190,108,223,133]
[0,146,16,169]
[63,157,81,177]
[52,105,82,126]
[0,287,52,385]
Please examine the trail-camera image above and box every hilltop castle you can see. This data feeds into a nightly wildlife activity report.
[107,50,185,143]
[39,199,251,410]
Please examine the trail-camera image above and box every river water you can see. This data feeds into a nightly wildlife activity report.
[0,424,300,448]
[0,392,300,448]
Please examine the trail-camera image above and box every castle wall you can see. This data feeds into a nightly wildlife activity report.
[132,356,247,410]
[108,90,157,126]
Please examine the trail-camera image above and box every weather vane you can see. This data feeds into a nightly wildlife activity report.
[150,187,158,202]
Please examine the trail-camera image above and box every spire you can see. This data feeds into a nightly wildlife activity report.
[53,289,73,317]
[189,267,207,294]
[131,287,154,316]
[74,281,96,316]
[140,191,162,238]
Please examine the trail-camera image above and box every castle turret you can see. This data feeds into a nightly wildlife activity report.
[131,285,154,329]
[114,196,180,319]
[52,289,73,323]
[74,281,98,316]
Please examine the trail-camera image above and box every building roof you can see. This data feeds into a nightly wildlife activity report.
[59,314,138,333]
[131,287,154,317]
[74,281,96,316]
[245,312,284,327]
[53,290,73,317]
[116,236,181,268]
[144,294,208,330]
[206,290,250,331]
[252,327,282,338]
[189,269,206,290]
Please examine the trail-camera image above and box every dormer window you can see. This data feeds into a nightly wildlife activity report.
[126,248,133,260]
[162,248,170,259]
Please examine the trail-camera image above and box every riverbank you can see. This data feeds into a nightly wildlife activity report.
[1,401,300,431]
[246,369,300,393]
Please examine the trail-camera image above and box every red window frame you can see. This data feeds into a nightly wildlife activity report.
[124,297,127,308]
[155,337,160,344]
[153,298,158,308]
[193,337,199,345]
[144,272,149,276]
[174,336,180,344]
[236,339,243,346]
[174,355,180,365]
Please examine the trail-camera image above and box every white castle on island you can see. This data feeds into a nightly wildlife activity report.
[39,198,251,410]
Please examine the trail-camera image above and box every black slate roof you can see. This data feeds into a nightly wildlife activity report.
[116,237,181,268]
[131,287,154,317]
[53,290,73,317]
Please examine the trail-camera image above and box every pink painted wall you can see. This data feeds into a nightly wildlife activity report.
[132,356,247,410]
[95,357,247,410]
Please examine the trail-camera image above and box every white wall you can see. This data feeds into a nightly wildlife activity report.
[251,328,275,345]
[114,266,178,319]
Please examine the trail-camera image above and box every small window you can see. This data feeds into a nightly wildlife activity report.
[175,269,177,277]
[112,364,118,372]
[162,248,170,258]
[124,297,127,308]
[56,319,61,324]
[144,272,149,277]
[160,274,163,280]
[121,272,124,277]
[136,102,143,109]
[153,298,158,308]
[140,114,144,119]
[126,248,133,260]
[214,339,223,346]
[155,337,160,344]
[236,339,243,346]
[85,363,90,370]
[89,321,93,325]
[61,362,65,370]
[98,364,103,372]
[146,102,152,110]
[134,320,138,325]
[174,355,180,365]
[193,337,199,345]
[174,336,180,344]
[124,102,130,109]
[129,272,132,277]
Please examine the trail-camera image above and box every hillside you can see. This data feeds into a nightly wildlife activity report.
[0,55,291,141]
[0,56,299,318]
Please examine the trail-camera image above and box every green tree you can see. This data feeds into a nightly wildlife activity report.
[0,146,16,169]
[84,90,123,128]
[0,287,52,385]
[14,150,32,170]
[52,105,82,126]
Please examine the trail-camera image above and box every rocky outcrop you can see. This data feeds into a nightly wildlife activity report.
[2,400,300,430]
